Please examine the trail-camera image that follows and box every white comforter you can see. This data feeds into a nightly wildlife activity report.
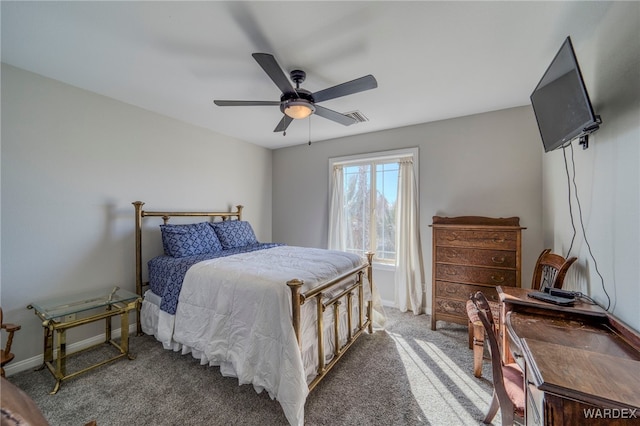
[172,245,368,426]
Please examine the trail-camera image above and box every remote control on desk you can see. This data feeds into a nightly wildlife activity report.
[549,288,580,298]
[528,291,576,306]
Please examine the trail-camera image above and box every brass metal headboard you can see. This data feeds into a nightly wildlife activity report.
[132,201,243,334]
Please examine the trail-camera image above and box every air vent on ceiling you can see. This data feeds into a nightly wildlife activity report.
[344,110,369,123]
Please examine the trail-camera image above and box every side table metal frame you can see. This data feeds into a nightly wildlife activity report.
[28,297,140,394]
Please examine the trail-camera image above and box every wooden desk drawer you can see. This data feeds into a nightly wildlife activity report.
[505,317,525,371]
[435,281,500,302]
[526,382,543,426]
[435,229,518,250]
[436,246,516,268]
[436,264,516,286]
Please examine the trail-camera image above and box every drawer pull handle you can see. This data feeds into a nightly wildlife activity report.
[491,275,505,283]
[445,287,457,294]
[491,256,506,264]
[493,237,505,243]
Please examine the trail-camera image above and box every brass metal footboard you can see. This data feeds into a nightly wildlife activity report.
[287,252,374,391]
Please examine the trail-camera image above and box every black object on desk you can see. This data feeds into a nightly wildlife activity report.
[527,291,575,306]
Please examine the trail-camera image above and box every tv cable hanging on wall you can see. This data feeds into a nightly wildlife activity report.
[562,141,611,311]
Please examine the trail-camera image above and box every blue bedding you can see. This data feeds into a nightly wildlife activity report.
[148,243,283,315]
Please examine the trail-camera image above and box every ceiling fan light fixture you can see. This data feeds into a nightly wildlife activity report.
[284,100,315,119]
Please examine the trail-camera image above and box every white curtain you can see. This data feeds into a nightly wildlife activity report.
[394,158,424,314]
[328,164,345,251]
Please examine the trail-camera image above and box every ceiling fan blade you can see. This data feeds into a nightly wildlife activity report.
[312,75,378,103]
[252,53,296,95]
[274,115,294,133]
[214,100,280,106]
[314,105,357,126]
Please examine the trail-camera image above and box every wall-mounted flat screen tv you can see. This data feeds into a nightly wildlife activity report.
[530,37,600,152]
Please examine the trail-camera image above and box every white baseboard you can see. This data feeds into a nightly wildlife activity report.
[380,298,432,316]
[5,323,137,377]
[380,298,395,308]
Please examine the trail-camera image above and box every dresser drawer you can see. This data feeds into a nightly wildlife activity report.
[436,264,516,286]
[435,246,516,268]
[435,281,500,302]
[435,229,517,250]
[433,297,467,317]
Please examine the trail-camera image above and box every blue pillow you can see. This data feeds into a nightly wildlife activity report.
[160,222,223,257]
[212,220,258,249]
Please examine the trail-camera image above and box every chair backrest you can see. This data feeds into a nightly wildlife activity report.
[472,291,527,425]
[531,249,577,291]
[470,292,499,355]
[1,307,21,376]
[471,292,507,395]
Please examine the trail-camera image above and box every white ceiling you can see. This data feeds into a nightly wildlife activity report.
[1,1,612,149]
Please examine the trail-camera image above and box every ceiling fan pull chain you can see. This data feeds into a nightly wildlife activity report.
[308,116,312,146]
[283,112,287,136]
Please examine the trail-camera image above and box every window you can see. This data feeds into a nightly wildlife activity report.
[329,148,418,265]
[342,161,398,262]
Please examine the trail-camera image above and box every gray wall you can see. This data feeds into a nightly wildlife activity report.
[272,106,544,311]
[542,2,640,330]
[1,64,273,364]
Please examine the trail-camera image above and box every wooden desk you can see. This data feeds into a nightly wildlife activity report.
[497,287,640,425]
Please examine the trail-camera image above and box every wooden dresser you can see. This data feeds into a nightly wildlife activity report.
[430,216,524,330]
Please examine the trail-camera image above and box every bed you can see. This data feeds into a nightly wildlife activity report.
[132,201,382,426]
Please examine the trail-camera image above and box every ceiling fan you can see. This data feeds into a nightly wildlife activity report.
[214,53,378,133]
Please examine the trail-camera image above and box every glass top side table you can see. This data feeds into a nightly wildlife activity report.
[28,286,141,394]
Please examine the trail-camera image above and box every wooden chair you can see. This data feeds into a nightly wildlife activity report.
[466,249,577,377]
[530,248,577,293]
[471,291,524,425]
[1,307,21,377]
